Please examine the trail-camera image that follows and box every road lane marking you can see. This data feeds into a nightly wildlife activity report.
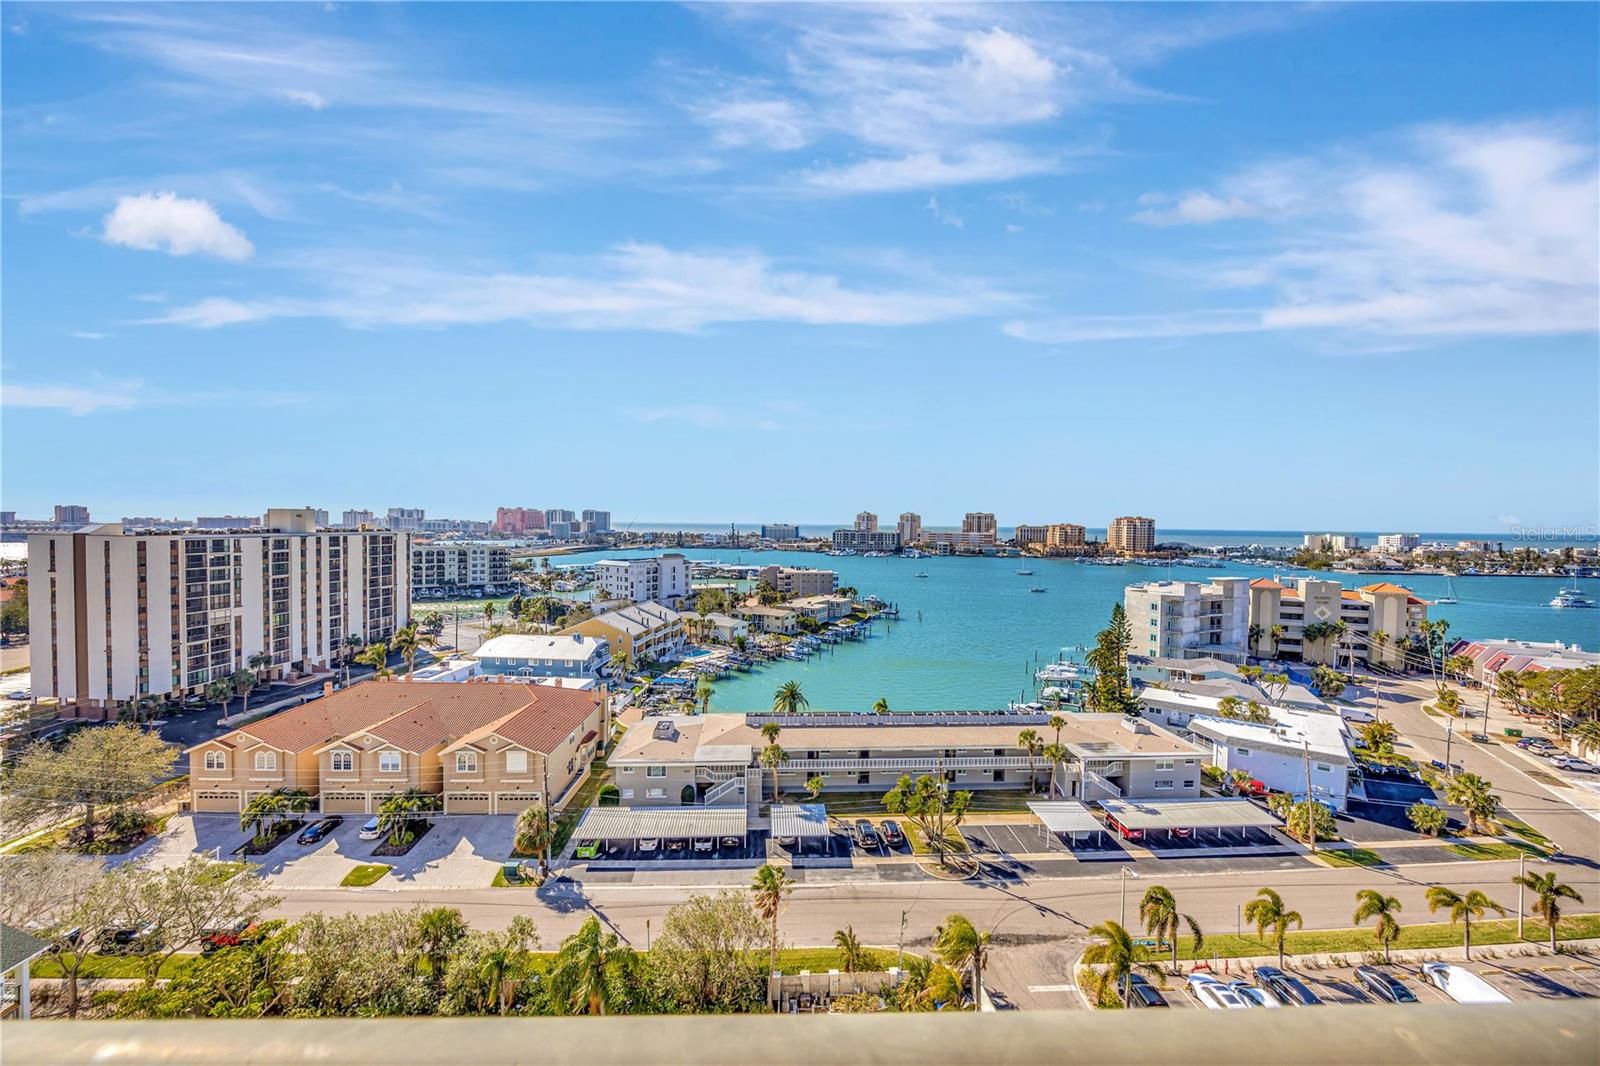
[1027,984,1078,993]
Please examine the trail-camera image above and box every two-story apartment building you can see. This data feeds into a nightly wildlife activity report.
[472,633,611,679]
[562,602,687,665]
[187,679,606,815]
[608,711,1205,808]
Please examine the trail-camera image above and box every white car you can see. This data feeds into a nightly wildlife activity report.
[1552,756,1599,774]
[1339,706,1377,724]
[1186,974,1250,1010]
[358,817,382,840]
[1228,980,1282,1008]
[1420,963,1511,1004]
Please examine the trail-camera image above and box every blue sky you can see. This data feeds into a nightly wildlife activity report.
[3,3,1596,532]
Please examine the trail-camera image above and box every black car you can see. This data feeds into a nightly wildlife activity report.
[879,820,906,848]
[853,819,880,848]
[1354,966,1417,1004]
[98,922,159,953]
[1254,965,1322,1006]
[1118,973,1169,1008]
[296,815,344,845]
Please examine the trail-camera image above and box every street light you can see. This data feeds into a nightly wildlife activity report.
[1517,852,1526,940]
[1120,867,1139,928]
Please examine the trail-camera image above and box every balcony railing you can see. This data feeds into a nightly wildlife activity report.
[783,755,1033,772]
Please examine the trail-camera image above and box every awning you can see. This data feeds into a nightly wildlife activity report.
[574,805,748,840]
[770,804,830,838]
[1098,798,1281,830]
[1027,800,1104,834]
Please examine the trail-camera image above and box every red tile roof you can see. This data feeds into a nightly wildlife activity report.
[1249,578,1285,590]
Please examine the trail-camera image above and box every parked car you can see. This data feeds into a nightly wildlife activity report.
[853,820,880,848]
[637,837,659,853]
[1420,963,1511,1004]
[358,817,382,840]
[773,835,798,848]
[200,919,253,954]
[1118,973,1168,1008]
[574,841,600,860]
[1228,979,1281,1008]
[296,816,344,845]
[879,820,905,848]
[1354,966,1417,1004]
[1254,965,1322,1006]
[1516,737,1554,751]
[1552,756,1599,774]
[692,837,714,853]
[719,835,744,849]
[1107,816,1144,841]
[1186,974,1250,1010]
[98,922,159,953]
[665,838,687,852]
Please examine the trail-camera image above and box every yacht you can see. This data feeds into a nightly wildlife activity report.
[1434,575,1459,605]
[914,571,930,579]
[1029,586,1048,593]
[1550,584,1597,609]
[1036,662,1091,684]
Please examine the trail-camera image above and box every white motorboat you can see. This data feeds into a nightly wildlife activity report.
[1550,584,1596,609]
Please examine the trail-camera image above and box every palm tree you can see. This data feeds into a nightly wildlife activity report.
[934,914,991,1006]
[1444,772,1501,835]
[1243,888,1303,968]
[1330,620,1351,675]
[482,601,497,635]
[804,776,825,802]
[247,651,274,688]
[833,925,868,972]
[751,864,792,1006]
[356,640,392,679]
[514,803,554,879]
[1247,623,1264,659]
[1426,886,1506,959]
[204,678,232,709]
[415,906,467,985]
[1269,624,1285,658]
[695,675,715,715]
[392,622,438,680]
[1049,714,1066,748]
[759,743,789,802]
[872,697,890,714]
[772,680,808,715]
[547,916,621,1015]
[1571,721,1600,760]
[341,634,363,686]
[1511,870,1582,951]
[238,791,286,843]
[1040,742,1067,799]
[1352,890,1403,963]
[1081,920,1163,1007]
[1370,629,1389,669]
[1139,885,1203,972]
[1017,729,1042,794]
[479,942,527,1015]
[1229,768,1252,795]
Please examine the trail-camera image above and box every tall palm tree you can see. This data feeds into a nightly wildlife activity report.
[1139,885,1203,972]
[547,916,621,1015]
[514,803,554,879]
[872,697,890,714]
[772,680,808,715]
[392,622,438,680]
[415,906,467,986]
[695,675,715,715]
[1352,890,1403,963]
[1443,772,1500,835]
[1425,886,1506,960]
[1041,742,1067,799]
[482,601,497,634]
[1370,629,1389,669]
[479,942,526,1015]
[751,864,792,1007]
[1330,620,1350,675]
[341,634,363,686]
[760,722,781,745]
[356,640,392,679]
[1269,624,1285,659]
[1243,887,1303,968]
[833,925,867,972]
[1081,920,1163,1007]
[1049,714,1066,748]
[247,651,274,688]
[1511,870,1582,951]
[1247,623,1264,659]
[1017,729,1042,794]
[230,670,257,718]
[934,914,992,1006]
[759,743,789,802]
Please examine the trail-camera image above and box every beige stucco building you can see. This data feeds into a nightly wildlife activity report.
[1108,516,1157,554]
[1247,578,1427,668]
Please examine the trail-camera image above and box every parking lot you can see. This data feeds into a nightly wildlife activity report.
[581,830,770,865]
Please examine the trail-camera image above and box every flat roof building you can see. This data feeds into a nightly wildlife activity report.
[1108,516,1156,554]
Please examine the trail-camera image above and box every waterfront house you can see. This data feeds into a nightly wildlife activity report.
[701,612,750,643]
[562,602,687,665]
[737,604,801,635]
[789,595,855,622]
[472,633,611,680]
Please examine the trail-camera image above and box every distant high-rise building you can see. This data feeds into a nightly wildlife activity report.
[1046,524,1088,551]
[1304,533,1360,552]
[962,512,997,536]
[1377,533,1420,553]
[0,512,16,526]
[761,523,800,541]
[342,509,377,527]
[545,509,576,527]
[494,507,545,534]
[1108,516,1156,554]
[53,505,90,526]
[854,511,879,533]
[594,554,691,608]
[547,520,575,539]
[1014,524,1049,546]
[121,517,190,532]
[581,509,612,533]
[312,509,329,528]
[897,513,922,546]
[387,507,425,531]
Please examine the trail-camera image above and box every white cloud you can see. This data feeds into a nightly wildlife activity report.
[1004,223,1024,234]
[3,382,142,416]
[280,88,326,109]
[925,196,965,229]
[102,191,254,260]
[697,98,811,151]
[69,330,109,340]
[140,242,1022,333]
[804,144,1060,194]
[1131,191,1266,226]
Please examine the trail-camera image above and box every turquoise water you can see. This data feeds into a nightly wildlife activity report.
[599,549,1600,712]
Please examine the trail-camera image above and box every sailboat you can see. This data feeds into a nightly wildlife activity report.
[1550,581,1597,609]
[1434,575,1459,605]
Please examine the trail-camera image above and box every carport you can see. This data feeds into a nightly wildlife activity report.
[1027,800,1106,848]
[573,805,747,855]
[770,804,830,854]
[1098,797,1281,847]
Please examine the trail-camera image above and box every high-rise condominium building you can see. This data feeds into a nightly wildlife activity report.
[1014,524,1049,546]
[411,543,511,595]
[342,509,376,527]
[962,512,997,535]
[387,507,425,531]
[1125,578,1251,663]
[594,554,690,608]
[545,509,576,527]
[896,513,922,546]
[761,523,800,541]
[581,510,612,534]
[1377,533,1420,553]
[1108,516,1156,554]
[831,528,900,552]
[28,508,408,718]
[1247,577,1426,670]
[1304,533,1360,552]
[1047,523,1087,550]
[494,507,545,534]
[854,511,879,533]
[54,505,91,526]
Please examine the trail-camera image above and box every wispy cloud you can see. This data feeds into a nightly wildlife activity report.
[69,330,109,340]
[102,191,254,260]
[625,404,787,433]
[925,195,964,229]
[140,242,1023,333]
[3,381,143,416]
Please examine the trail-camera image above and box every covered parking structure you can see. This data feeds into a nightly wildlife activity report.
[1097,798,1282,847]
[573,805,748,857]
[770,804,831,854]
[1026,800,1108,849]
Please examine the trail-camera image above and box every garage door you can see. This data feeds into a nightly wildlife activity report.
[446,792,492,815]
[321,792,369,814]
[496,792,543,816]
[193,790,240,812]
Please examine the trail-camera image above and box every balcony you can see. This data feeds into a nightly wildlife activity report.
[782,755,1033,773]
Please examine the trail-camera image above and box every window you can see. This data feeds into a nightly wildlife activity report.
[646,787,666,799]
[646,766,666,778]
[1183,780,1195,789]
[506,750,527,774]
[1315,762,1333,773]
[254,751,276,772]
[621,789,635,799]
[456,752,478,773]
[1154,778,1174,790]
[1155,759,1175,771]
[1235,747,1251,756]
[378,751,402,774]
[620,766,635,775]
[204,751,226,772]
[330,750,353,772]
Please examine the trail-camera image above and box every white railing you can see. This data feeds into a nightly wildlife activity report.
[783,755,1033,772]
[695,766,744,783]
[703,777,745,806]
[1081,767,1123,800]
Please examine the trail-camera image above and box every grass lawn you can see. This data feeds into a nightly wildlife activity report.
[1319,847,1386,868]
[31,953,198,980]
[1445,840,1544,861]
[773,947,899,975]
[902,820,967,857]
[1172,913,1600,961]
[550,743,618,858]
[340,863,391,887]
[15,812,174,856]
[1498,817,1552,850]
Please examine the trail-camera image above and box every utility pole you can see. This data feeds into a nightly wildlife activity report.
[1517,851,1526,940]
[1302,738,1317,854]
[541,757,552,875]
[898,909,908,971]
[1445,718,1454,776]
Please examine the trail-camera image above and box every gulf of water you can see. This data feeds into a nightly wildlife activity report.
[587,549,1600,713]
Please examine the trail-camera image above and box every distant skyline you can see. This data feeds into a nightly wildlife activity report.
[3,3,1596,529]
